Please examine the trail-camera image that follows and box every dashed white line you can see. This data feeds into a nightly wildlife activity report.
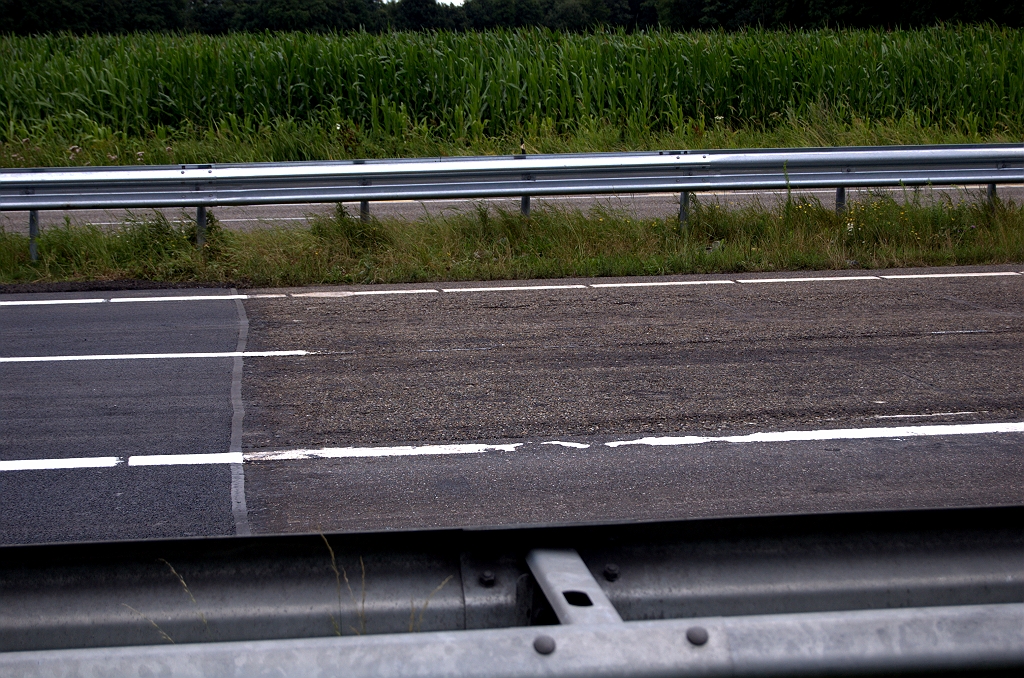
[541,441,592,449]
[128,452,243,466]
[590,280,734,288]
[292,289,438,297]
[246,443,522,461]
[441,285,587,293]
[737,276,881,283]
[110,295,249,303]
[0,298,107,307]
[0,350,308,363]
[0,457,120,471]
[881,272,1020,279]
[604,421,1024,447]
[874,412,978,419]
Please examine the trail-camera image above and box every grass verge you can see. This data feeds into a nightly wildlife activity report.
[2,192,1022,288]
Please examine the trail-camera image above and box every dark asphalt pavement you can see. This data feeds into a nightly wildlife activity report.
[2,265,1023,544]
[0,294,239,544]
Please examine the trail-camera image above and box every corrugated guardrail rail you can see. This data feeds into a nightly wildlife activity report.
[2,507,1023,677]
[2,143,1023,254]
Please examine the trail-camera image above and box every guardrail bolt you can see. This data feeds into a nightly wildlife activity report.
[196,205,207,249]
[686,626,709,646]
[836,187,847,214]
[29,209,39,262]
[533,635,556,655]
[479,570,496,587]
[603,563,620,582]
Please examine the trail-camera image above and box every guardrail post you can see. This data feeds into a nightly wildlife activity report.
[196,206,207,249]
[360,200,370,223]
[521,195,530,217]
[29,210,39,262]
[678,191,690,232]
[987,183,997,205]
[836,187,847,214]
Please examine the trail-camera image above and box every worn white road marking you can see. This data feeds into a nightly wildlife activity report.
[930,330,992,335]
[442,285,587,292]
[881,272,1020,279]
[875,412,978,419]
[247,443,522,461]
[292,289,438,297]
[541,441,592,449]
[604,421,1024,447]
[0,350,308,363]
[128,452,244,466]
[590,280,734,288]
[0,457,120,471]
[737,276,881,283]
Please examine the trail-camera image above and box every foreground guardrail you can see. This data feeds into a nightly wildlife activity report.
[2,507,1022,676]
[2,143,1022,257]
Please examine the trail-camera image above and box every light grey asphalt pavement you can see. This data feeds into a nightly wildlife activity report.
[2,184,1020,233]
[2,264,1024,544]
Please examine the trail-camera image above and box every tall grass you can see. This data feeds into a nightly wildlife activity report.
[3,27,1023,149]
[3,194,1022,286]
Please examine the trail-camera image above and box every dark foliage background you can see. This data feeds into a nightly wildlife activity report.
[1,0,1022,34]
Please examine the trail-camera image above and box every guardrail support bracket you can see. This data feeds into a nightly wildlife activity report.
[28,209,39,261]
[836,187,847,214]
[196,206,207,248]
[678,191,690,232]
[360,200,370,223]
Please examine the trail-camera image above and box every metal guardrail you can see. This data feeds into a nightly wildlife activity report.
[2,144,1022,257]
[2,507,1023,676]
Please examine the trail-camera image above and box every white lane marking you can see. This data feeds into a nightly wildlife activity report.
[129,452,244,466]
[875,411,978,419]
[110,295,249,303]
[589,280,734,288]
[0,350,308,363]
[0,298,108,307]
[0,457,120,472]
[930,330,992,335]
[737,276,881,283]
[604,421,1024,447]
[292,289,438,297]
[249,294,288,298]
[442,285,587,293]
[882,272,1020,279]
[541,441,591,449]
[246,443,522,461]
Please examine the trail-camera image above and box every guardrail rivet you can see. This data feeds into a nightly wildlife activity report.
[479,570,496,587]
[686,626,709,646]
[603,563,620,581]
[533,635,556,655]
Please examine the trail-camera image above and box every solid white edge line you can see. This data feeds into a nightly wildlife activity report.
[0,350,308,363]
[737,276,881,283]
[442,285,587,292]
[881,272,1020,279]
[0,298,107,307]
[590,281,734,288]
[110,295,249,303]
[0,457,121,471]
[129,452,244,466]
[604,421,1024,447]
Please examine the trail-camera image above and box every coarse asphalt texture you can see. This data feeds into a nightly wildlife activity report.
[2,264,1023,544]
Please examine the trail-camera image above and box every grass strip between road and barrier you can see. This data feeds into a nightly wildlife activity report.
[2,191,1022,287]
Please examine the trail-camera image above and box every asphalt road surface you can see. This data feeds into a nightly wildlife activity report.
[2,184,1020,233]
[2,265,1024,545]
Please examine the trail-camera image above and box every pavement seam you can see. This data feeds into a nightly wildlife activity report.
[230,295,252,536]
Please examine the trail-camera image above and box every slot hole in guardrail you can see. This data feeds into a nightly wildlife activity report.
[563,591,593,607]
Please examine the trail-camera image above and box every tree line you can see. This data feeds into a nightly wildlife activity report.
[3,0,1022,34]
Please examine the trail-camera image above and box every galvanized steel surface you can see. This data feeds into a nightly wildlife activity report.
[2,145,1022,211]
